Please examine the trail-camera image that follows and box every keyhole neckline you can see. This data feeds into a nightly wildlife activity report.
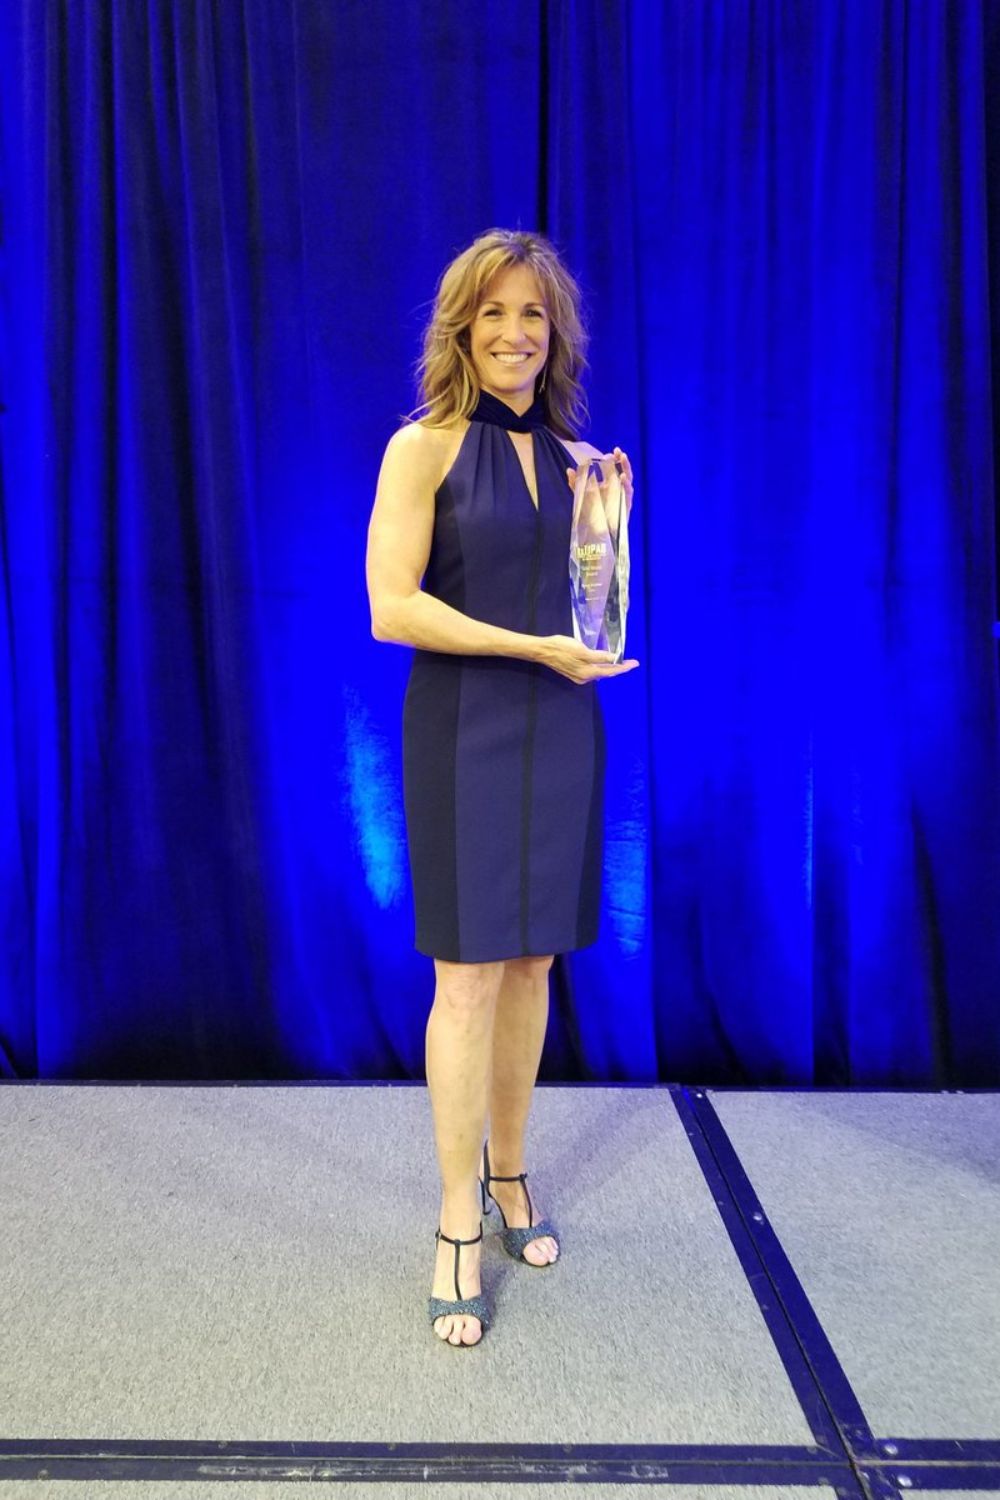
[501,427,541,513]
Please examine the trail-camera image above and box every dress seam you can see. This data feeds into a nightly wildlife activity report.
[519,508,544,954]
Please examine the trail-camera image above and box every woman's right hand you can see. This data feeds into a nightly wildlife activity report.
[537,634,640,684]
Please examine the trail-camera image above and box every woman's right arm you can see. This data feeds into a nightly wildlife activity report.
[365,424,638,682]
[366,423,544,660]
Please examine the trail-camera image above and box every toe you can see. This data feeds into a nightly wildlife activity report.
[461,1316,482,1344]
[526,1235,558,1262]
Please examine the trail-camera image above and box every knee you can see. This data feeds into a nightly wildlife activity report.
[504,954,555,982]
[433,957,506,1013]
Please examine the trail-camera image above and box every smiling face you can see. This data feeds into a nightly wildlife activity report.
[468,262,551,414]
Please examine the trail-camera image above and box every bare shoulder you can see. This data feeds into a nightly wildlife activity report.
[385,418,454,459]
[385,417,469,488]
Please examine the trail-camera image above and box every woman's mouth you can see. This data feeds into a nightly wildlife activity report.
[492,352,532,364]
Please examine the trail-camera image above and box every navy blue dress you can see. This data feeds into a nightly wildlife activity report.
[402,396,606,963]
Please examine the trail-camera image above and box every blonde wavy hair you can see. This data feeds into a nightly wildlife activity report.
[405,228,590,440]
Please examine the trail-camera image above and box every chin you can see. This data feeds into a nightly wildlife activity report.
[477,358,542,384]
[482,370,537,389]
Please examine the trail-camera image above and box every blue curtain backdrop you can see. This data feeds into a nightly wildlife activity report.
[1,0,998,1084]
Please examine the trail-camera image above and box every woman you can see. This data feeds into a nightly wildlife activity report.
[366,228,637,1347]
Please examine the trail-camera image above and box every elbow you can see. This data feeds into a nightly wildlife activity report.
[371,592,414,643]
[370,601,394,641]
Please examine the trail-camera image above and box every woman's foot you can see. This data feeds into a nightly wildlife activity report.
[479,1142,559,1265]
[431,1206,484,1345]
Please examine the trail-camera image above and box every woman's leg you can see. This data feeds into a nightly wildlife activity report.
[426,956,506,1344]
[485,954,558,1265]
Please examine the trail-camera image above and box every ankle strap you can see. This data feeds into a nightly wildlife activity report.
[436,1226,483,1246]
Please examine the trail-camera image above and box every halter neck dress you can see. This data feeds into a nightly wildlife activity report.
[401,390,606,962]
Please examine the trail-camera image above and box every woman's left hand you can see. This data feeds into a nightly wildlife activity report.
[565,447,634,519]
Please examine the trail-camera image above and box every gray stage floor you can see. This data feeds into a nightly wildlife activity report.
[0,1081,996,1496]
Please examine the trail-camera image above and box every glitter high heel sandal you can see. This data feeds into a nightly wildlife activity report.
[478,1138,560,1264]
[427,1221,491,1343]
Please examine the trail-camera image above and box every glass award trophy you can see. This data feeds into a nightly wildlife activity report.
[568,455,630,662]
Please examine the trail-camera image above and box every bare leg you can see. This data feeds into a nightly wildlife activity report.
[483,955,558,1265]
[426,956,505,1344]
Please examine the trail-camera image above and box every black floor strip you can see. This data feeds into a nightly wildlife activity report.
[0,1437,863,1488]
